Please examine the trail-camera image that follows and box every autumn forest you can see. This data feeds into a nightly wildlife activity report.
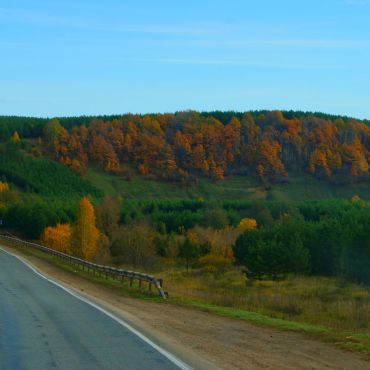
[45,111,370,183]
[0,110,369,184]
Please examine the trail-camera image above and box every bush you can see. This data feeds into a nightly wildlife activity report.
[198,254,233,274]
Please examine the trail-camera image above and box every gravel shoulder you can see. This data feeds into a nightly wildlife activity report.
[3,244,370,370]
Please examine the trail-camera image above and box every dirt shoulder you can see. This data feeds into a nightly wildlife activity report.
[3,244,370,370]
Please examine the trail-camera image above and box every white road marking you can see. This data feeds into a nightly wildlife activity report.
[0,247,192,370]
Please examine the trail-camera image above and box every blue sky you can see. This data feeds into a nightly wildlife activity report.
[0,0,369,118]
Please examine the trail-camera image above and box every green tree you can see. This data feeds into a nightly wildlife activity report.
[234,221,310,280]
[178,237,200,272]
[201,207,229,229]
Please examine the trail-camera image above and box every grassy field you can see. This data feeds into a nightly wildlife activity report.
[86,168,370,201]
[159,268,370,331]
[156,266,370,354]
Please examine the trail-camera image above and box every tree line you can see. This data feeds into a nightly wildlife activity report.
[4,110,367,184]
[234,198,370,283]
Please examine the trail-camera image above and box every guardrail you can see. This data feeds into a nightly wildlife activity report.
[0,234,167,299]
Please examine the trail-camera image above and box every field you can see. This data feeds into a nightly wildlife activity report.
[86,168,370,201]
[160,268,370,331]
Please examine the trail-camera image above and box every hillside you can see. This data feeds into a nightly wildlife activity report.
[1,111,369,186]
[0,110,368,206]
[0,145,101,198]
[86,168,370,201]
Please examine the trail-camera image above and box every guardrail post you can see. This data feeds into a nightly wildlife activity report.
[130,274,133,287]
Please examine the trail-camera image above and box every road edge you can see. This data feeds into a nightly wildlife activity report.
[0,247,192,370]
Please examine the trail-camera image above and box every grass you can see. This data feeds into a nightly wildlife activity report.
[4,240,370,356]
[86,168,370,201]
[171,298,329,333]
[160,268,370,331]
[86,168,262,200]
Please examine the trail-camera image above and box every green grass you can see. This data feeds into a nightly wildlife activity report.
[171,297,329,333]
[86,168,262,200]
[271,174,370,202]
[86,168,369,201]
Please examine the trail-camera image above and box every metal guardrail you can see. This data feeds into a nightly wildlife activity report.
[0,234,167,299]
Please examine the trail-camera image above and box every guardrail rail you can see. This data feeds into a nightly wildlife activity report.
[0,234,167,299]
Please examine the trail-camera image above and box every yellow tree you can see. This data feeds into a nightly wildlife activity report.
[0,181,9,192]
[238,218,257,232]
[11,131,20,143]
[72,197,100,260]
[41,223,71,253]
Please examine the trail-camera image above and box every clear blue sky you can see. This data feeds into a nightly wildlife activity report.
[0,0,369,118]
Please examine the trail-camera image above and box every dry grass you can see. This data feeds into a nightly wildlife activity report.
[160,267,370,332]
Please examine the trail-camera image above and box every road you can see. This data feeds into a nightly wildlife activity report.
[0,248,188,370]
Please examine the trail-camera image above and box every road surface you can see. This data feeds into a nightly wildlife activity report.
[0,248,188,370]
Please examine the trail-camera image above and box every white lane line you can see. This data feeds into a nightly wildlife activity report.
[0,247,191,370]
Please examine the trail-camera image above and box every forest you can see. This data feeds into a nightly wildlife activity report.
[0,110,369,184]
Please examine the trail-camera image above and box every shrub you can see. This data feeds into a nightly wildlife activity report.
[198,254,233,274]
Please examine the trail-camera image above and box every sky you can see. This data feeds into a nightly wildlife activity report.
[0,0,369,118]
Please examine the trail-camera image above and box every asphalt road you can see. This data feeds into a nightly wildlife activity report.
[0,248,187,370]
